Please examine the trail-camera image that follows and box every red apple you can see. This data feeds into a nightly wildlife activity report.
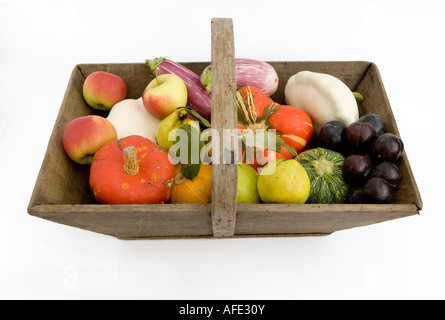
[83,71,127,110]
[63,115,117,164]
[142,74,187,119]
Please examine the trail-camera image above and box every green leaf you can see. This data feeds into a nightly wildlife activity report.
[241,130,298,157]
[186,108,211,128]
[176,124,205,180]
[276,136,298,157]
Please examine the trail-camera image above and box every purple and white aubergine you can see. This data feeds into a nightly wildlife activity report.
[146,57,212,121]
[200,58,279,96]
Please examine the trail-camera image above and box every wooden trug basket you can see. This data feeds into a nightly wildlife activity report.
[28,18,423,239]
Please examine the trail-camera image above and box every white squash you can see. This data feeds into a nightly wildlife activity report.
[106,98,161,143]
[284,71,359,135]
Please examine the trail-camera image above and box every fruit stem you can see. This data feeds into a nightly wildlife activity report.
[123,146,139,176]
[174,172,187,185]
[178,108,189,120]
[353,92,364,101]
[311,157,334,181]
[154,68,161,86]
[145,57,166,85]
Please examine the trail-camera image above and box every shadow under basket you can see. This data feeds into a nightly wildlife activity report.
[27,18,422,239]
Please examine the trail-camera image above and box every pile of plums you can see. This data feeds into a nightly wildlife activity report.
[318,114,404,204]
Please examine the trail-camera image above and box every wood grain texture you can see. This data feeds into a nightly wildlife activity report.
[210,18,238,237]
[29,204,213,238]
[235,203,418,235]
[28,66,95,207]
[355,64,423,210]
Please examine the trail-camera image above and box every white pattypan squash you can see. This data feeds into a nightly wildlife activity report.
[107,98,161,143]
[284,71,359,135]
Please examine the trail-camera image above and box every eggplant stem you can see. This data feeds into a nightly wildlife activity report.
[145,57,166,76]
[200,69,212,94]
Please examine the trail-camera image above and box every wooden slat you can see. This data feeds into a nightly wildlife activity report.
[27,66,95,207]
[235,203,419,235]
[210,18,238,237]
[355,63,423,210]
[29,204,213,238]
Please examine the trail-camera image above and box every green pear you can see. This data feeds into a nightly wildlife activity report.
[156,108,200,152]
[257,159,310,204]
[237,163,260,204]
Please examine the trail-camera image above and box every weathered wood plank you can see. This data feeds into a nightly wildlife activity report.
[355,64,423,210]
[210,18,238,237]
[235,203,419,235]
[29,204,213,238]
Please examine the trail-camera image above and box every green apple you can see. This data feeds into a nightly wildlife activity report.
[257,159,310,204]
[237,163,260,204]
[142,74,188,119]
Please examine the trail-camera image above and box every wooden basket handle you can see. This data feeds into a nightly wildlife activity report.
[210,18,238,237]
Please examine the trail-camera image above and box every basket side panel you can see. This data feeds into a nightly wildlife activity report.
[235,204,418,235]
[355,64,422,209]
[29,204,213,238]
[28,66,96,208]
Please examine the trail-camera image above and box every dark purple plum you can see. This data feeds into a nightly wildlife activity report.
[358,113,386,137]
[318,120,347,152]
[363,177,393,204]
[345,122,376,152]
[372,161,402,187]
[347,186,364,204]
[372,133,404,162]
[343,154,372,185]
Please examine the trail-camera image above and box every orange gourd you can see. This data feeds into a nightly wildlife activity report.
[89,135,174,204]
[170,163,212,204]
[237,86,313,154]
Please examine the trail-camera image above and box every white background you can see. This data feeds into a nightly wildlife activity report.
[0,0,443,300]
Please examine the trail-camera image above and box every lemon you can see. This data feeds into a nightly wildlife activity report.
[257,158,310,204]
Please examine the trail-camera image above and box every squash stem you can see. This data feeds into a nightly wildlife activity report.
[123,146,139,176]
[311,157,334,181]
[174,172,187,185]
